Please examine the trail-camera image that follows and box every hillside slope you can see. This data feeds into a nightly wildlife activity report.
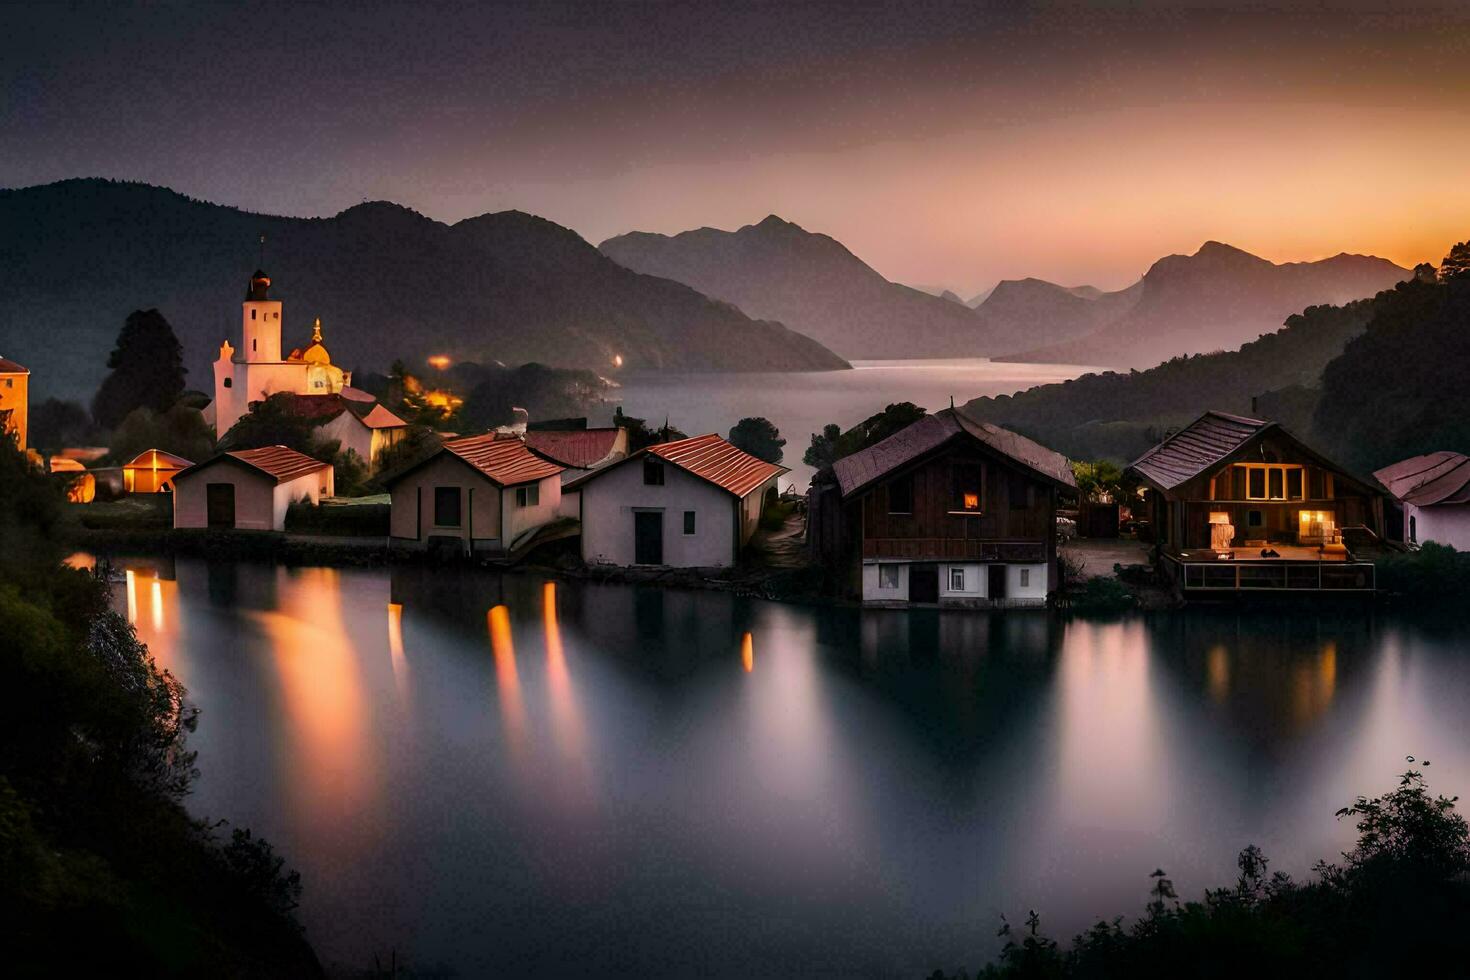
[998,242,1407,369]
[0,180,847,398]
[600,215,990,359]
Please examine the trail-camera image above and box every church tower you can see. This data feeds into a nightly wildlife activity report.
[242,269,283,362]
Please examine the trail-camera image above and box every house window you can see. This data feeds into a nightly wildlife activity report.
[1020,568,1031,588]
[252,339,257,352]
[887,475,913,514]
[643,459,665,485]
[952,462,983,513]
[222,377,232,388]
[273,312,280,320]
[949,567,965,592]
[1238,464,1304,501]
[251,309,257,320]
[1410,515,1417,542]
[878,564,900,589]
[3,378,10,388]
[1247,509,1264,529]
[683,510,696,534]
[433,486,462,527]
[515,484,540,508]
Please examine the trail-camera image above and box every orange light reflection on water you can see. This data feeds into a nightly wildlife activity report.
[489,604,527,752]
[387,602,408,693]
[741,631,754,673]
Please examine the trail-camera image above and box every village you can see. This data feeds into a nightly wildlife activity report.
[3,265,1457,610]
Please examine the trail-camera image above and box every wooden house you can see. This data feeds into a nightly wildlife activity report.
[807,408,1076,607]
[1126,411,1382,594]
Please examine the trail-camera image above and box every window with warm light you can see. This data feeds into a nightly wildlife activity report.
[1236,463,1305,501]
[952,462,983,513]
[1298,509,1336,543]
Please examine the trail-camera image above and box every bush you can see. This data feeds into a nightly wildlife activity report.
[1376,541,1470,597]
[285,497,390,537]
[1068,576,1135,614]
[930,760,1470,979]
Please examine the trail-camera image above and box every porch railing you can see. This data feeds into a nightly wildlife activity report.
[1166,555,1375,592]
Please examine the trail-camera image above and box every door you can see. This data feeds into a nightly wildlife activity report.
[206,483,235,529]
[988,563,1008,601]
[634,511,664,565]
[909,563,939,603]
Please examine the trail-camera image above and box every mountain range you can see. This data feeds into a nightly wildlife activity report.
[602,217,1409,369]
[994,242,1410,368]
[0,180,847,399]
[600,216,988,359]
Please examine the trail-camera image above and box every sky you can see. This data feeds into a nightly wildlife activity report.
[3,0,1469,291]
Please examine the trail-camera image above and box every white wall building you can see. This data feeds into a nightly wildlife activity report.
[386,433,564,555]
[1375,452,1470,550]
[172,445,334,531]
[569,433,785,568]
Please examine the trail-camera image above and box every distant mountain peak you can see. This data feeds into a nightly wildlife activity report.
[752,214,802,233]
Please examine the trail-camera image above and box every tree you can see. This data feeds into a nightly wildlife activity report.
[1441,241,1470,281]
[804,423,842,470]
[804,402,928,470]
[108,404,215,465]
[728,417,785,463]
[1414,262,1439,283]
[614,407,686,452]
[217,393,321,455]
[91,309,186,429]
[28,398,100,453]
[1072,459,1127,501]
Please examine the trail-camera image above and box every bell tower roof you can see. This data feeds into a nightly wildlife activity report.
[246,269,272,302]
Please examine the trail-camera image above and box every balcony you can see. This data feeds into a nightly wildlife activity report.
[1165,554,1375,592]
[862,537,1046,562]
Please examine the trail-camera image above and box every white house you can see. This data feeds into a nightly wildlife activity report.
[274,392,409,469]
[567,433,786,568]
[385,433,564,555]
[172,445,334,531]
[1374,452,1470,550]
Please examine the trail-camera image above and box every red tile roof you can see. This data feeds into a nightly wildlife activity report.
[0,356,29,374]
[275,393,408,429]
[1374,452,1470,507]
[225,445,332,484]
[442,433,564,486]
[525,428,624,469]
[650,433,787,498]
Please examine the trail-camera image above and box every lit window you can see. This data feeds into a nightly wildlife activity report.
[683,510,696,534]
[879,564,900,589]
[643,459,665,485]
[949,567,965,591]
[887,475,913,514]
[1238,464,1305,501]
[1020,568,1030,587]
[515,484,540,508]
[952,462,983,512]
[433,486,461,527]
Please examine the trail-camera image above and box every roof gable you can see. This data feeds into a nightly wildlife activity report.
[565,433,786,497]
[832,408,1076,499]
[525,428,624,468]
[1127,411,1269,490]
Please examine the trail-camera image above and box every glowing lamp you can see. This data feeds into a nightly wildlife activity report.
[612,354,623,368]
[427,355,451,370]
[963,493,979,510]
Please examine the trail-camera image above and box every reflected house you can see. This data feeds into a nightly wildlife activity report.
[385,433,564,557]
[1127,411,1383,595]
[1374,452,1470,550]
[567,433,786,568]
[122,448,193,493]
[808,407,1076,607]
[172,445,334,531]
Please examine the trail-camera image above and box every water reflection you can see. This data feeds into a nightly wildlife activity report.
[84,555,1470,979]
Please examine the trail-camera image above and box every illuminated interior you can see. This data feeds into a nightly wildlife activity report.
[1298,509,1337,544]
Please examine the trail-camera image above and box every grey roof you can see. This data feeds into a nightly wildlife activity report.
[832,408,1075,499]
[1127,411,1269,490]
[1374,452,1470,507]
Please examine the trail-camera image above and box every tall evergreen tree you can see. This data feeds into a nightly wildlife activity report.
[91,309,187,429]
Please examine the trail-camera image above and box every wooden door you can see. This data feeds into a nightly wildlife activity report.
[988,563,1008,601]
[909,563,939,603]
[634,511,664,565]
[206,483,235,529]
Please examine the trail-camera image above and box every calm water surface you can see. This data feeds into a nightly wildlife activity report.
[597,359,1100,489]
[103,556,1470,978]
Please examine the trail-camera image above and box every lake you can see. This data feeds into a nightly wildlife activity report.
[596,359,1100,490]
[103,556,1470,978]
